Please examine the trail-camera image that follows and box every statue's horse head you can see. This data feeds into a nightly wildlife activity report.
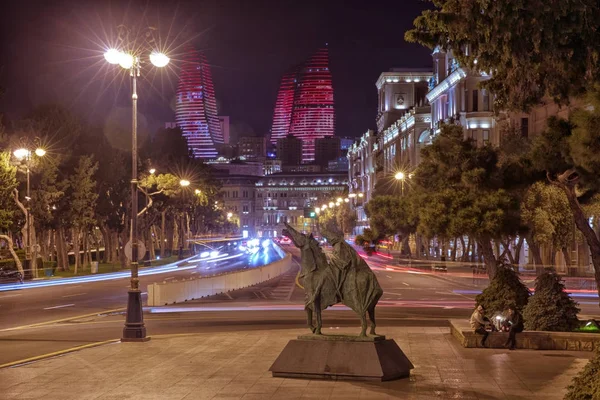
[283,223,327,275]
[282,222,308,249]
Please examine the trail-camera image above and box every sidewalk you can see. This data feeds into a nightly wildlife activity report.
[0,326,591,399]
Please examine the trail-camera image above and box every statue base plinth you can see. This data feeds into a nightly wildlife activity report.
[269,335,413,381]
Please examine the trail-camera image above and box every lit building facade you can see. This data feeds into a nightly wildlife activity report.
[376,69,431,134]
[426,49,498,145]
[347,130,377,234]
[176,46,223,159]
[219,175,260,237]
[255,172,348,237]
[269,47,335,163]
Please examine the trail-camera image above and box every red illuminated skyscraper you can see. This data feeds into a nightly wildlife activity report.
[270,47,335,163]
[176,46,223,159]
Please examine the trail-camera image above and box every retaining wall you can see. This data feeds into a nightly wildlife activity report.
[450,319,600,351]
[146,250,292,306]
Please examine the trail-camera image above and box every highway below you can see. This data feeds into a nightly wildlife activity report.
[0,244,281,330]
[0,244,599,367]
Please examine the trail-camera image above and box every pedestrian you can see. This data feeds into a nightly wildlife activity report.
[503,306,523,350]
[470,304,490,347]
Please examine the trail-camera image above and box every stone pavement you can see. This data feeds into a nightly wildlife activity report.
[0,326,591,400]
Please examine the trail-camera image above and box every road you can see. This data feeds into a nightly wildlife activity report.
[0,244,281,330]
[0,245,598,367]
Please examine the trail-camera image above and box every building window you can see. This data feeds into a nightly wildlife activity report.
[483,130,490,144]
[462,87,468,112]
[521,118,529,137]
[243,190,248,198]
[482,90,490,111]
[233,191,238,198]
[472,90,479,112]
[243,205,249,212]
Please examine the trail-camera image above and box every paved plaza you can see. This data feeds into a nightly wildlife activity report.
[0,326,591,400]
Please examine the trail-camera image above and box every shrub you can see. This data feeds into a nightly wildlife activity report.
[564,348,600,400]
[475,265,530,314]
[523,269,580,331]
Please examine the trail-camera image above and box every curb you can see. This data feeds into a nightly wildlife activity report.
[0,308,125,332]
[0,339,120,369]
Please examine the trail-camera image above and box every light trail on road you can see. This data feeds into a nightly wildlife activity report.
[0,251,255,292]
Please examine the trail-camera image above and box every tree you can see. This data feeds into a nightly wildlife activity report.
[475,266,530,315]
[405,0,600,112]
[68,156,98,274]
[411,124,522,277]
[335,202,356,236]
[366,195,417,255]
[521,182,575,268]
[523,269,580,331]
[0,151,22,274]
[531,93,600,304]
[354,228,381,256]
[565,348,600,400]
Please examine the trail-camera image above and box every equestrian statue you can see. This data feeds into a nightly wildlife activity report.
[282,223,383,337]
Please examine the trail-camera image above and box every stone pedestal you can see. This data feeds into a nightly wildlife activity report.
[269,334,413,381]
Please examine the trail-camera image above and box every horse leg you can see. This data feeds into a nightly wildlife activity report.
[359,311,367,337]
[368,292,382,335]
[314,297,322,335]
[306,306,315,333]
[368,303,377,335]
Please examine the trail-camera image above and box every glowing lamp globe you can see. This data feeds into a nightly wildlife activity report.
[104,49,122,65]
[179,179,190,187]
[118,53,135,69]
[149,52,170,68]
[395,171,405,181]
[13,148,29,160]
[35,148,46,157]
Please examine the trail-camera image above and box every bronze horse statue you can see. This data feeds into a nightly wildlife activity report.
[282,223,383,337]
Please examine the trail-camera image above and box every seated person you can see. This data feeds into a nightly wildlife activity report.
[502,306,523,350]
[470,305,490,347]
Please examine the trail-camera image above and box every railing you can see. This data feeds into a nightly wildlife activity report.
[146,246,292,306]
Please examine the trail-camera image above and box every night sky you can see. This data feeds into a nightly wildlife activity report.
[0,0,431,142]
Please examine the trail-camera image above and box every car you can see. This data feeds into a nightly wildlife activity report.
[279,236,292,245]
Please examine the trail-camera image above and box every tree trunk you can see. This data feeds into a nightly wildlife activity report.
[551,171,600,305]
[562,247,571,267]
[477,237,498,279]
[72,227,80,275]
[110,230,119,264]
[118,229,127,269]
[160,210,166,257]
[99,225,109,263]
[451,237,458,262]
[57,227,69,271]
[0,235,24,274]
[148,226,156,260]
[526,234,544,274]
[514,236,524,265]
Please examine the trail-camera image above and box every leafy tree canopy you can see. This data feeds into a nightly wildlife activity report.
[405,0,600,111]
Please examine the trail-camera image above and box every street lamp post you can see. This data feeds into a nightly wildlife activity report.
[104,33,170,342]
[395,171,406,195]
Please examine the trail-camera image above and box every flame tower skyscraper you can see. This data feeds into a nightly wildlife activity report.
[176,46,223,159]
[270,47,335,163]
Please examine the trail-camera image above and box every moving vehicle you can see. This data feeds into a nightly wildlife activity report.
[279,236,292,245]
[0,266,24,283]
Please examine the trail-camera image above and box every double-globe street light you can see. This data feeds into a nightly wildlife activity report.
[104,32,170,342]
[13,147,46,278]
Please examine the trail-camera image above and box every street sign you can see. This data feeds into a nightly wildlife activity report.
[124,240,146,261]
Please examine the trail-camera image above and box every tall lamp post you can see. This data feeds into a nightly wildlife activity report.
[104,31,170,342]
[13,147,46,279]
